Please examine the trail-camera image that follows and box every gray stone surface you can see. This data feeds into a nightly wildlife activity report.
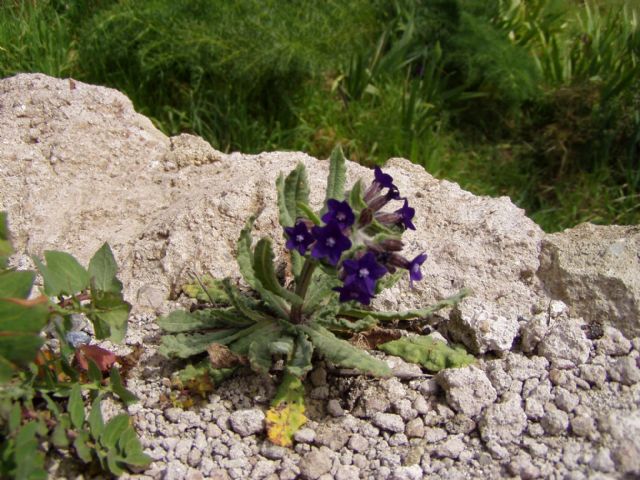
[538,317,591,368]
[538,223,640,338]
[228,409,265,437]
[436,366,497,418]
[478,393,527,445]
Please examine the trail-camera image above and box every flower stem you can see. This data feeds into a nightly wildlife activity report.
[291,258,316,324]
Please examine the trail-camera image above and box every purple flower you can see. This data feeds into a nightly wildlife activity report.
[284,221,314,255]
[321,199,355,230]
[364,167,400,204]
[311,221,352,265]
[334,278,374,305]
[394,199,416,230]
[341,252,387,295]
[408,253,428,286]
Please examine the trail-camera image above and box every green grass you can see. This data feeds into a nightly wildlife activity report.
[1,0,637,232]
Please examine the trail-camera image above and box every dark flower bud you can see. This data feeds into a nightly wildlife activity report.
[357,208,373,228]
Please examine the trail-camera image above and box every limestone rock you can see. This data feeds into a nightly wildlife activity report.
[538,317,591,368]
[447,302,519,354]
[478,393,527,445]
[538,223,640,338]
[436,366,497,418]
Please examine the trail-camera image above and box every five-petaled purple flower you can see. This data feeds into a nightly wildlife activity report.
[284,221,314,255]
[335,277,374,305]
[364,167,401,205]
[395,199,416,230]
[341,252,387,295]
[374,167,400,200]
[408,253,428,286]
[322,199,355,231]
[311,221,352,266]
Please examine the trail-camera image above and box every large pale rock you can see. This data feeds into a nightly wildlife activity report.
[538,223,640,338]
[0,73,546,333]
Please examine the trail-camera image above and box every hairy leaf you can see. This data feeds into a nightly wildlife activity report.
[158,308,252,333]
[277,163,310,228]
[344,288,471,320]
[229,320,282,357]
[300,324,391,377]
[158,330,238,358]
[73,430,93,463]
[321,145,347,215]
[286,332,313,378]
[101,414,130,450]
[88,396,105,439]
[34,251,90,297]
[348,178,367,212]
[253,238,303,306]
[378,335,475,371]
[266,373,307,447]
[236,220,289,318]
[318,314,379,333]
[88,243,123,294]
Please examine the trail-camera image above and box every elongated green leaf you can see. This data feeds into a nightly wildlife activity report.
[0,270,34,299]
[348,179,367,212]
[228,320,282,356]
[286,332,313,378]
[303,270,341,314]
[0,212,12,268]
[109,367,138,406]
[34,251,90,297]
[182,275,230,304]
[158,329,238,358]
[269,335,295,356]
[378,335,475,372]
[15,422,47,480]
[68,384,85,430]
[248,340,274,374]
[73,430,93,463]
[158,308,253,333]
[321,146,347,215]
[88,243,122,294]
[317,314,378,333]
[222,278,269,322]
[277,163,310,228]
[254,238,302,306]
[236,219,289,318]
[101,414,130,449]
[88,396,105,439]
[300,324,391,377]
[344,288,471,320]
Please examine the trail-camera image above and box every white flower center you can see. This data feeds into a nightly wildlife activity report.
[326,237,336,247]
[337,212,346,221]
[359,268,370,278]
[295,234,304,242]
[412,264,420,272]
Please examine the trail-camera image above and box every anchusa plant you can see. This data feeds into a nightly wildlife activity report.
[158,147,470,446]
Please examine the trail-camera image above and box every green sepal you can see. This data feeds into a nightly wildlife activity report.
[253,238,303,306]
[321,146,347,216]
[299,324,391,377]
[33,251,90,297]
[378,335,475,372]
[343,288,471,320]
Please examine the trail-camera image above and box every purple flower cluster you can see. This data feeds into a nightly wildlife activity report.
[284,167,427,305]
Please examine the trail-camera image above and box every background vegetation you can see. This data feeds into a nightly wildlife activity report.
[1,0,638,231]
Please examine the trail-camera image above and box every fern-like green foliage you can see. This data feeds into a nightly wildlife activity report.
[158,147,471,445]
[378,334,475,372]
